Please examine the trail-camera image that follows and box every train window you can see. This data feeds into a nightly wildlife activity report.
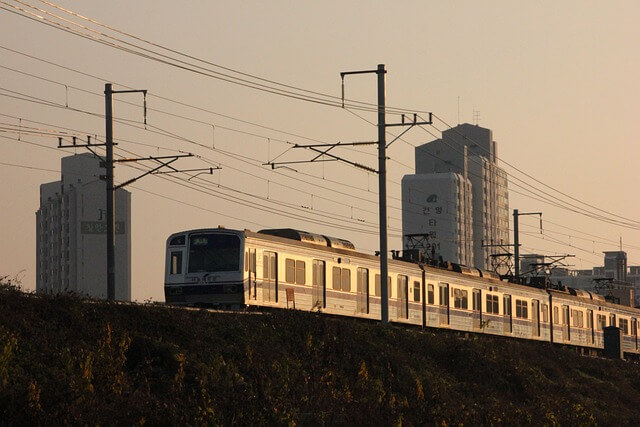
[170,252,182,275]
[586,310,593,329]
[619,318,629,335]
[263,252,277,281]
[286,259,306,285]
[169,235,185,246]
[504,295,512,316]
[413,281,420,302]
[332,267,341,290]
[571,310,584,328]
[296,261,306,285]
[341,268,351,292]
[542,304,549,322]
[453,289,468,309]
[486,294,499,314]
[427,284,434,304]
[597,314,606,330]
[553,307,559,324]
[439,283,449,306]
[357,268,369,314]
[472,289,481,312]
[397,275,408,301]
[632,319,638,337]
[333,267,351,292]
[286,259,295,283]
[610,314,616,328]
[515,300,528,319]
[374,275,392,297]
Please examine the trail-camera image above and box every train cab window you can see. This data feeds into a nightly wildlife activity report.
[413,281,420,302]
[285,259,306,285]
[170,252,182,275]
[188,233,241,273]
[332,267,351,292]
[453,289,468,309]
[374,275,392,297]
[486,294,499,314]
[619,318,629,335]
[515,299,528,319]
[169,235,185,246]
[427,284,434,305]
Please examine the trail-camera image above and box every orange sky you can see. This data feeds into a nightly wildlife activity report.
[1,1,638,301]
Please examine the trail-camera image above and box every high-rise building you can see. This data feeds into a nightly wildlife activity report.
[402,123,510,270]
[36,154,131,300]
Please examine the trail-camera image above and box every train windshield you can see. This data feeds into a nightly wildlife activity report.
[188,233,241,273]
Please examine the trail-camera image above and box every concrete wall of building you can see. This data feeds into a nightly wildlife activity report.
[401,172,473,266]
[36,154,131,301]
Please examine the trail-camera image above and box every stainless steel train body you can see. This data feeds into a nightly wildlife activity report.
[164,227,640,357]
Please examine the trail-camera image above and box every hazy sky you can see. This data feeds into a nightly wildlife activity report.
[1,1,639,301]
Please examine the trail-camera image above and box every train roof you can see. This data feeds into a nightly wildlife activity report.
[257,228,356,251]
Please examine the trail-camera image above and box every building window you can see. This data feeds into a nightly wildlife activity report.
[515,299,528,319]
[486,294,499,314]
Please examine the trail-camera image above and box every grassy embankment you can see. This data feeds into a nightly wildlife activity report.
[1,281,639,425]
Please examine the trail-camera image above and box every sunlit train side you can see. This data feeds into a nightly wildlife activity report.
[164,227,640,357]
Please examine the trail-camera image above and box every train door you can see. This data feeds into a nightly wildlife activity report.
[262,251,277,303]
[312,260,326,309]
[503,294,512,333]
[472,289,481,329]
[586,309,594,344]
[562,305,570,341]
[247,248,257,300]
[532,300,540,337]
[438,283,449,325]
[356,267,369,314]
[397,275,408,320]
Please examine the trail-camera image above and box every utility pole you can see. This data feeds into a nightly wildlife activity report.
[341,64,432,323]
[513,209,542,280]
[61,84,211,301]
[267,65,432,323]
[105,84,149,300]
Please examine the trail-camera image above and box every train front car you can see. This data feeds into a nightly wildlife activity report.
[164,229,245,307]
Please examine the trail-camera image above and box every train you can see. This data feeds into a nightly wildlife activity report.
[164,226,640,357]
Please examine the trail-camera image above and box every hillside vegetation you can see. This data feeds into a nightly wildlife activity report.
[1,282,639,425]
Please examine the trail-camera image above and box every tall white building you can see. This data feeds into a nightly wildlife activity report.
[402,123,510,270]
[36,154,131,300]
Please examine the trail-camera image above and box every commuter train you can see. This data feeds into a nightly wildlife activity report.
[164,227,640,357]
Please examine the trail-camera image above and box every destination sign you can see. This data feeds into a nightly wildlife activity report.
[81,221,126,235]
